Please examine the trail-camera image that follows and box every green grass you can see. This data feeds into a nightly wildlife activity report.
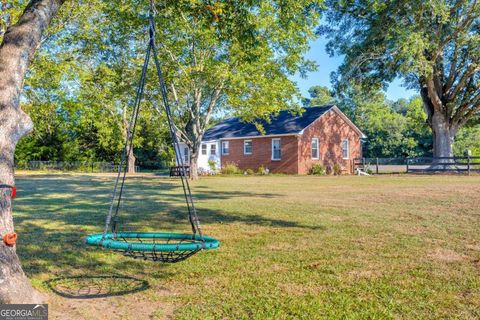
[13,173,480,319]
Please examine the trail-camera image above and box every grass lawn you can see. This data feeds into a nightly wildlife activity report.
[12,173,480,319]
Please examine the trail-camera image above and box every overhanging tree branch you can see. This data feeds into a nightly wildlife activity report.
[202,81,225,130]
[448,65,479,101]
[445,41,459,93]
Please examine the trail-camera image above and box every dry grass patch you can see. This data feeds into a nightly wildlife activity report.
[427,248,467,263]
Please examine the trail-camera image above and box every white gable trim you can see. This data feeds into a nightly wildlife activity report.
[298,105,367,138]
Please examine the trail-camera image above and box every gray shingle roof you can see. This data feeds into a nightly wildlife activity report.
[202,105,334,141]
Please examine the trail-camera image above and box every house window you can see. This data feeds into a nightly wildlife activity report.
[183,147,189,163]
[312,138,319,159]
[222,141,229,155]
[210,144,216,156]
[201,144,207,155]
[342,139,349,159]
[272,138,281,160]
[244,140,252,155]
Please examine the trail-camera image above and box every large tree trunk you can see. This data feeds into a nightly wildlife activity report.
[0,0,65,303]
[431,111,457,158]
[127,149,136,174]
[190,150,199,180]
[420,84,458,158]
[183,120,201,180]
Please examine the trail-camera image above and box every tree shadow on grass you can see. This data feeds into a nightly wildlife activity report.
[45,274,150,299]
[13,174,324,278]
[14,175,312,229]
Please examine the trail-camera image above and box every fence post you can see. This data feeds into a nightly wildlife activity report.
[376,158,379,174]
[467,154,471,176]
[406,157,409,173]
[362,157,366,170]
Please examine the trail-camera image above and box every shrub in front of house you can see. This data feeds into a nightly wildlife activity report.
[257,165,269,175]
[245,168,255,175]
[310,164,326,175]
[333,163,342,175]
[221,162,240,175]
[208,159,217,172]
[325,165,333,175]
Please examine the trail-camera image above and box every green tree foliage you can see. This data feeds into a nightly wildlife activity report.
[454,127,480,156]
[10,1,172,168]
[149,0,323,177]
[303,85,335,107]
[321,0,480,157]
[321,83,433,157]
[339,89,417,157]
[0,1,24,41]
[403,96,433,156]
[7,1,323,176]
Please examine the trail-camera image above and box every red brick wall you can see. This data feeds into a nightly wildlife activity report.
[298,109,362,174]
[220,135,299,174]
[219,109,362,174]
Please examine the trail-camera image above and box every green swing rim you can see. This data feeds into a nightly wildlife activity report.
[85,232,220,252]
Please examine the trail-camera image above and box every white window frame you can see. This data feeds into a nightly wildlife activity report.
[201,144,207,155]
[342,139,350,159]
[244,140,252,155]
[311,138,319,160]
[183,147,189,163]
[272,138,281,161]
[221,141,229,155]
[210,143,217,156]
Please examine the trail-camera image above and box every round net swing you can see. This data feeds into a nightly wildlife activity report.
[85,2,219,263]
[86,233,220,263]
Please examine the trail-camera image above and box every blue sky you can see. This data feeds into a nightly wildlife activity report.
[292,37,417,101]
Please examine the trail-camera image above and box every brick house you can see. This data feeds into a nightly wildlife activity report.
[178,105,366,174]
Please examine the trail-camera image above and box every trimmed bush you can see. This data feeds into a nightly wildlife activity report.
[333,163,342,176]
[245,168,255,175]
[221,162,240,175]
[208,159,217,172]
[310,164,326,175]
[257,165,269,175]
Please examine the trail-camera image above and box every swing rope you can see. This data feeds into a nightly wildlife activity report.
[102,0,203,242]
[87,0,219,263]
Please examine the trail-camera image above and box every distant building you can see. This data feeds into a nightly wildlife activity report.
[178,105,365,174]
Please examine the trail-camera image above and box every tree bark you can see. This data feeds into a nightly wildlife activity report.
[431,111,456,158]
[127,148,136,174]
[0,0,65,303]
[420,83,458,158]
[181,86,224,180]
[189,149,198,180]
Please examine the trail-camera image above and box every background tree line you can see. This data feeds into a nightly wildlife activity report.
[7,1,174,170]
[9,0,324,174]
[17,77,480,168]
[6,0,480,171]
[304,85,480,158]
